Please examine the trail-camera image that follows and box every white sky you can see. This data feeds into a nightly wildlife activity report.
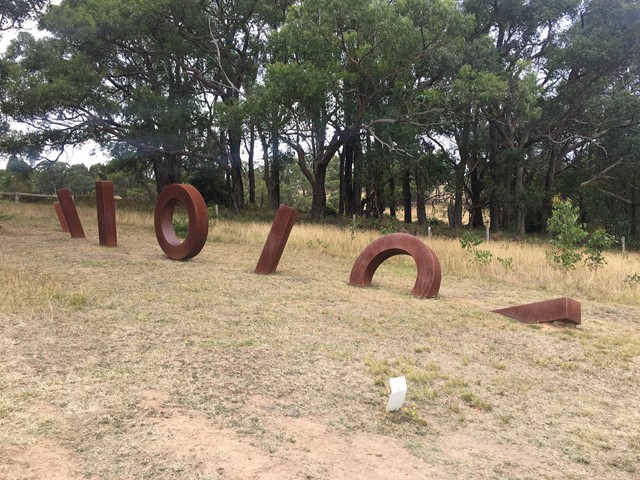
[0,0,108,170]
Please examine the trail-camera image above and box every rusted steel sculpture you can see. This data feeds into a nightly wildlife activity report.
[154,184,208,260]
[56,188,85,238]
[349,233,441,298]
[53,201,70,233]
[492,297,581,325]
[255,204,297,275]
[96,181,117,247]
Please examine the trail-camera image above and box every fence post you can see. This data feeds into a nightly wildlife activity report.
[622,236,626,255]
[428,226,432,239]
[485,225,490,242]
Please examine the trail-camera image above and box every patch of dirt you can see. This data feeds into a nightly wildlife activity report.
[139,390,446,479]
[133,391,567,480]
[0,442,82,480]
[437,431,564,478]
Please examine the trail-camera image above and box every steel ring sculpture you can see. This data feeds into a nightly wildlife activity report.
[349,233,441,298]
[154,184,209,260]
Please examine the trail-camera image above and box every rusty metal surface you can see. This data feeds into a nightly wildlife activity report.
[53,201,70,233]
[492,297,581,325]
[349,233,441,298]
[56,189,85,238]
[255,205,297,275]
[154,184,208,260]
[96,181,117,247]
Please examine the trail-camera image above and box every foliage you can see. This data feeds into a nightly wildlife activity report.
[546,198,588,271]
[0,0,48,31]
[546,198,615,271]
[0,0,640,240]
[459,231,492,266]
[584,228,616,270]
[172,217,189,240]
[496,256,514,272]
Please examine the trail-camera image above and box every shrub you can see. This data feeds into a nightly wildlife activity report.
[546,198,615,271]
[459,231,493,266]
[584,227,615,270]
[546,198,588,271]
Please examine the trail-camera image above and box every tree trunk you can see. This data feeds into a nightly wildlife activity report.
[344,142,354,215]
[415,165,427,226]
[354,144,363,216]
[248,126,256,206]
[388,175,396,218]
[469,166,484,228]
[515,165,525,235]
[402,167,412,224]
[488,120,502,231]
[228,134,244,212]
[338,149,346,216]
[501,162,514,230]
[310,162,328,220]
[542,145,560,230]
[631,181,637,237]
[269,129,280,210]
[344,138,361,217]
[153,154,182,194]
[451,161,465,230]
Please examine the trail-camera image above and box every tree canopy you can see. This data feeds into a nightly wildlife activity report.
[1,0,640,241]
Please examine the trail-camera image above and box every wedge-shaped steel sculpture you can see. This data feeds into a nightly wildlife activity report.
[154,184,208,260]
[96,181,117,247]
[349,233,441,298]
[254,204,297,275]
[492,297,581,325]
[56,188,85,238]
[53,201,70,233]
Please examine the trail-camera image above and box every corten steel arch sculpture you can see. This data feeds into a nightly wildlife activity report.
[53,201,70,233]
[56,188,85,238]
[254,204,297,275]
[349,233,441,298]
[492,297,581,325]
[154,184,208,260]
[96,181,117,247]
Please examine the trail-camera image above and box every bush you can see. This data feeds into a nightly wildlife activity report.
[459,231,493,266]
[584,227,615,270]
[546,198,615,271]
[546,198,587,271]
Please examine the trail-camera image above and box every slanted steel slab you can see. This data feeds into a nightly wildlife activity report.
[96,181,117,247]
[254,204,297,275]
[349,233,441,298]
[492,297,581,325]
[53,201,70,233]
[56,188,85,238]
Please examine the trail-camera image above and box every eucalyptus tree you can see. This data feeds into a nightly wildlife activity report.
[263,0,470,220]
[459,0,582,233]
[536,0,640,228]
[1,0,287,208]
[459,0,640,233]
[0,0,48,32]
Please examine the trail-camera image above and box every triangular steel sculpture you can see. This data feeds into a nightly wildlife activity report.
[492,297,581,325]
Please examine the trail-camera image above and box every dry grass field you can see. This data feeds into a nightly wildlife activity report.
[1,200,639,480]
